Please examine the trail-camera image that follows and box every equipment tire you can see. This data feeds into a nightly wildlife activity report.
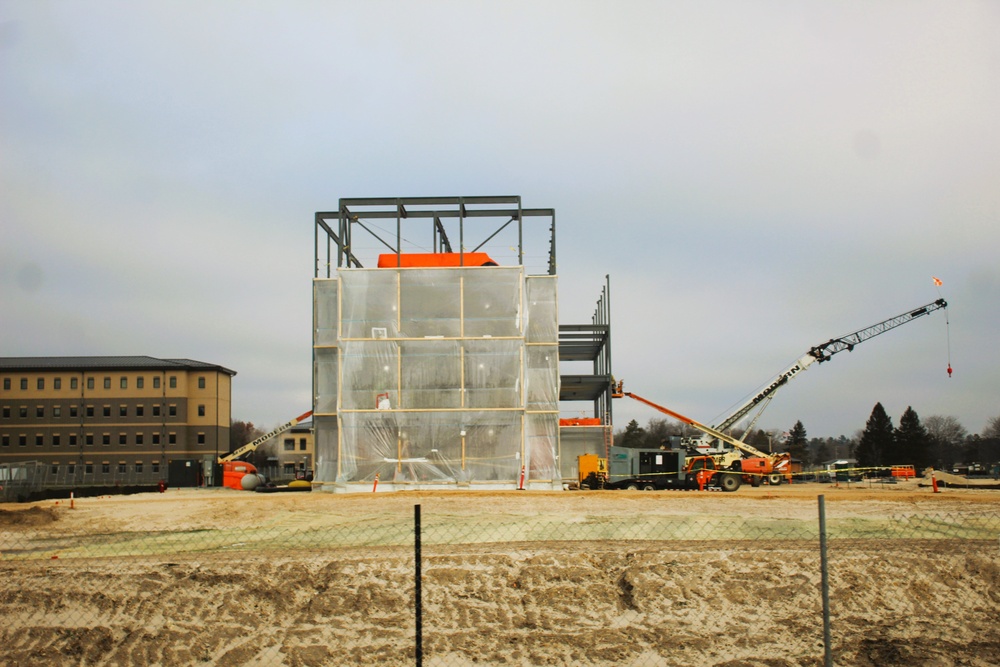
[643,484,656,491]
[626,483,639,491]
[750,475,761,487]
[720,474,741,492]
[767,474,783,486]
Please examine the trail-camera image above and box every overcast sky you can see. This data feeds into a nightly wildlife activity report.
[3,2,997,440]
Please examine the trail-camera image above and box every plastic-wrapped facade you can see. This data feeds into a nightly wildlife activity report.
[313,266,559,491]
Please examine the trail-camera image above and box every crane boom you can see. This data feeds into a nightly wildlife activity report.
[712,298,948,435]
[219,410,313,463]
[613,384,773,460]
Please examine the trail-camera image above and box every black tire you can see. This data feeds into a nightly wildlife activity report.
[626,483,639,491]
[643,484,656,491]
[767,474,783,486]
[750,475,761,488]
[720,474,741,492]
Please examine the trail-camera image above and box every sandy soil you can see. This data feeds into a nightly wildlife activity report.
[1,481,998,667]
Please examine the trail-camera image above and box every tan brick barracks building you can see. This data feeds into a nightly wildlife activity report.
[0,357,235,491]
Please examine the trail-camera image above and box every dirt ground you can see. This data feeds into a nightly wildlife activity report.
[1,480,999,666]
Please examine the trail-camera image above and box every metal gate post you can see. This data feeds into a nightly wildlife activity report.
[818,495,833,667]
[415,504,423,667]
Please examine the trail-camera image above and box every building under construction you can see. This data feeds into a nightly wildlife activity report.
[313,196,611,491]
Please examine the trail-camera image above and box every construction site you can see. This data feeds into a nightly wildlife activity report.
[212,195,966,497]
[2,195,986,501]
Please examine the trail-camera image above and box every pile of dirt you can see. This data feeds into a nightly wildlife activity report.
[0,506,58,527]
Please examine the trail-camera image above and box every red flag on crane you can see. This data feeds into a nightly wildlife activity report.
[933,276,943,286]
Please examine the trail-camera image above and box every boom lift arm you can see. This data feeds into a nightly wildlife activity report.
[612,382,773,460]
[711,298,948,436]
[218,410,313,463]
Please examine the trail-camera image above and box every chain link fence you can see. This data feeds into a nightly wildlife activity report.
[1,496,998,666]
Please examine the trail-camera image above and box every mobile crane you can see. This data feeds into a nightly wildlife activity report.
[611,382,790,488]
[218,410,313,490]
[690,298,949,457]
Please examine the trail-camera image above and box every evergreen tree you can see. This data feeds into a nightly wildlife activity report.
[812,437,832,464]
[747,429,773,453]
[786,420,809,464]
[894,406,931,470]
[855,403,894,468]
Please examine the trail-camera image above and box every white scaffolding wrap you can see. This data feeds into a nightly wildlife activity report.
[313,267,560,489]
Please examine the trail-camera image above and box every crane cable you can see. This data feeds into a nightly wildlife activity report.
[933,276,952,377]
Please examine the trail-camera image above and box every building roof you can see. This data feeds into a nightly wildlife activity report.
[0,356,237,376]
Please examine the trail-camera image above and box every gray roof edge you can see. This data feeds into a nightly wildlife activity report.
[0,356,237,376]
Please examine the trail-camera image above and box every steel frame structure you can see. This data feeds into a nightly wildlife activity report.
[558,275,614,425]
[315,196,557,277]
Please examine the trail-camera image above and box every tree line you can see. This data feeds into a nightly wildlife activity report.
[614,407,1000,471]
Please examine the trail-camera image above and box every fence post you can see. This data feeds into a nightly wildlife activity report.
[818,495,833,667]
[415,504,422,667]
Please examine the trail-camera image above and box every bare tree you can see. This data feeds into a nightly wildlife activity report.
[983,414,1000,440]
[924,415,968,469]
[230,420,266,452]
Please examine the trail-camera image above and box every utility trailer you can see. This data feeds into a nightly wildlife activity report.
[580,446,742,491]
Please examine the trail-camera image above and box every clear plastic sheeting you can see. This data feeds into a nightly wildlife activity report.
[338,340,401,411]
[401,340,462,409]
[463,340,521,409]
[525,346,558,411]
[339,270,401,339]
[313,265,560,490]
[313,280,339,346]
[462,270,522,337]
[313,348,338,414]
[399,270,461,338]
[525,413,559,480]
[312,415,339,484]
[525,276,558,343]
[338,411,522,484]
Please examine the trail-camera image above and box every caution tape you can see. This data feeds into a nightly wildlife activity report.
[599,466,921,484]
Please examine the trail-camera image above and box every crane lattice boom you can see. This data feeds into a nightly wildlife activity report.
[711,298,948,436]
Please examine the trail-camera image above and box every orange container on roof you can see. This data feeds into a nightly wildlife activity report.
[377,252,498,268]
